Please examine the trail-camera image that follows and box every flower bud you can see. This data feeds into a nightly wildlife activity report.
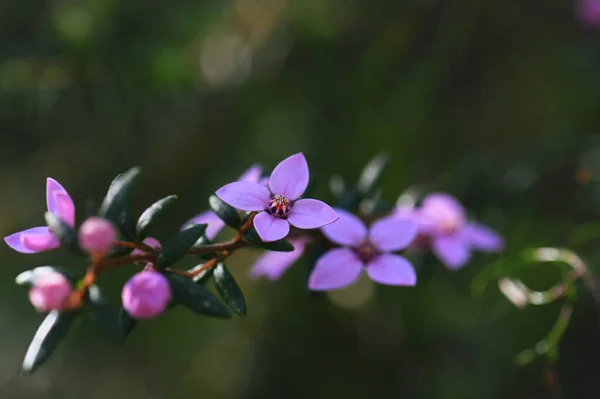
[29,272,72,312]
[122,271,171,319]
[78,217,118,256]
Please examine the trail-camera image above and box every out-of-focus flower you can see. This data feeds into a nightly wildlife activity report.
[217,153,338,242]
[578,0,600,28]
[5,178,75,253]
[308,209,418,291]
[78,217,117,256]
[28,271,72,312]
[122,271,172,319]
[249,237,310,280]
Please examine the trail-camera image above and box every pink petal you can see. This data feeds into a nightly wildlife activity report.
[183,210,226,240]
[369,216,418,252]
[320,208,366,246]
[216,181,271,211]
[249,238,308,280]
[46,178,75,227]
[4,227,60,254]
[253,212,290,242]
[287,199,338,230]
[366,254,416,286]
[308,248,363,291]
[419,192,466,232]
[268,153,309,200]
[238,164,263,183]
[463,222,504,252]
[432,235,471,270]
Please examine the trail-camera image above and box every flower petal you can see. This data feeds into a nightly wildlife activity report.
[253,212,290,242]
[182,210,226,240]
[4,227,60,254]
[320,208,366,246]
[366,254,416,286]
[419,192,466,234]
[369,216,419,252]
[463,222,504,252]
[268,153,309,200]
[216,181,271,211]
[287,199,338,230]
[432,235,471,270]
[249,238,308,280]
[47,178,75,227]
[308,248,363,291]
[238,164,263,183]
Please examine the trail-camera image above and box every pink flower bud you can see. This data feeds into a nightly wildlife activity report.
[78,217,118,256]
[29,272,72,312]
[122,271,171,319]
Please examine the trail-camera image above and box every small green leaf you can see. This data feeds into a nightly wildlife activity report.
[86,285,122,339]
[136,195,178,239]
[213,263,246,316]
[118,307,137,338]
[98,167,142,225]
[357,153,390,195]
[22,310,78,372]
[243,227,294,252]
[167,273,231,318]
[44,212,81,254]
[209,194,241,228]
[156,224,207,269]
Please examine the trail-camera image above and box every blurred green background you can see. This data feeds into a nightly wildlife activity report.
[2,0,600,398]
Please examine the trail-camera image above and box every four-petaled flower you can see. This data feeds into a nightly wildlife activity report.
[309,209,418,291]
[249,237,309,280]
[216,153,338,242]
[4,178,75,254]
[183,164,264,240]
[402,193,504,269]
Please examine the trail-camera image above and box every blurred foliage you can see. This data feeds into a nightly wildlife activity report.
[1,0,600,398]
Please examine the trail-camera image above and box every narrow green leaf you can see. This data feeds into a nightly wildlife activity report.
[98,167,142,224]
[156,224,207,269]
[357,153,390,195]
[243,227,294,252]
[86,285,122,339]
[209,194,241,228]
[136,195,178,239]
[119,209,137,241]
[22,310,78,372]
[167,273,231,318]
[44,212,82,254]
[118,307,137,338]
[190,264,215,284]
[213,263,246,316]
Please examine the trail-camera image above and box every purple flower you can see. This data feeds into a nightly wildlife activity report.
[578,0,600,28]
[308,209,418,291]
[412,193,504,269]
[183,164,263,240]
[122,271,172,319]
[4,178,75,254]
[249,237,309,280]
[216,153,338,242]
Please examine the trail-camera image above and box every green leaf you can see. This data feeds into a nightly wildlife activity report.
[119,209,137,241]
[98,167,142,225]
[243,227,294,252]
[166,273,231,318]
[156,224,207,269]
[209,194,241,228]
[85,285,122,339]
[189,264,215,284]
[44,212,82,254]
[136,195,178,239]
[191,236,218,261]
[213,263,246,316]
[357,153,390,195]
[118,307,137,338]
[22,310,78,372]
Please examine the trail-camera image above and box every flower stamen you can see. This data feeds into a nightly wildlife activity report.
[269,195,291,217]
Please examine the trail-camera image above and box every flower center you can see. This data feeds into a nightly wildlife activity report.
[355,240,379,263]
[269,195,291,217]
[439,217,462,235]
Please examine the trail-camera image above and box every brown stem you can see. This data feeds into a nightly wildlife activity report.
[115,240,158,253]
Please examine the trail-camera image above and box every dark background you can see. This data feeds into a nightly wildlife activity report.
[1,0,600,398]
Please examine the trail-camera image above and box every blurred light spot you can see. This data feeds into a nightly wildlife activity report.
[327,273,374,310]
[53,7,94,44]
[200,30,252,87]
[576,167,593,185]
[0,59,36,92]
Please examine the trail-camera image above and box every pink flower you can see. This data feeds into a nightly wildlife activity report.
[4,178,75,253]
[183,164,263,240]
[410,193,504,269]
[28,271,72,312]
[78,217,118,256]
[122,271,172,319]
[249,237,309,280]
[308,209,418,291]
[216,153,338,242]
[578,0,600,28]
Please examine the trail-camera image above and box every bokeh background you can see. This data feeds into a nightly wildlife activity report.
[2,0,600,398]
